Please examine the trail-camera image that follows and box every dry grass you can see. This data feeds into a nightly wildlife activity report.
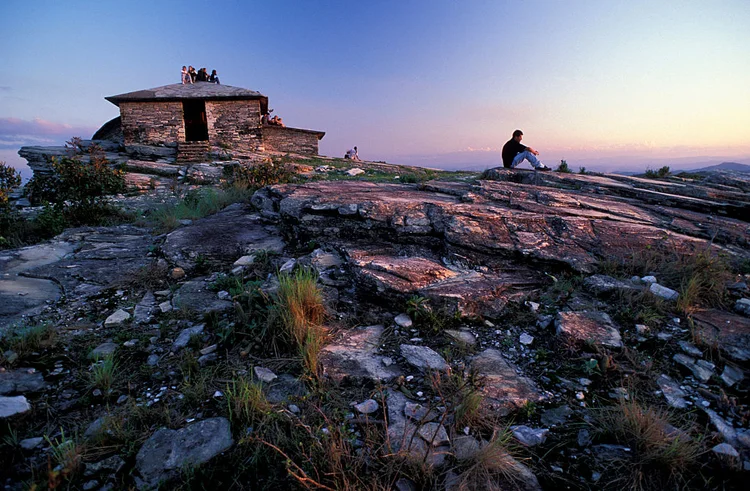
[454,428,530,491]
[45,429,84,486]
[276,268,327,378]
[225,378,272,425]
[607,244,730,314]
[592,395,703,490]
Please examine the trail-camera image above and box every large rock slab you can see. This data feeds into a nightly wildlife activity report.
[0,369,47,395]
[171,279,234,317]
[20,225,156,295]
[252,179,749,280]
[345,247,541,317]
[469,349,543,416]
[134,417,233,490]
[400,345,448,371]
[0,241,76,328]
[0,395,31,418]
[556,311,622,348]
[162,204,284,272]
[692,309,750,362]
[319,325,402,383]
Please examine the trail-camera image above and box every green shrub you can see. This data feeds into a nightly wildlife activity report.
[556,159,571,173]
[32,204,67,238]
[25,139,125,225]
[0,162,22,247]
[644,166,671,179]
[229,159,296,189]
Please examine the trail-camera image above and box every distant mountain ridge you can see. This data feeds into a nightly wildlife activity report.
[686,161,750,173]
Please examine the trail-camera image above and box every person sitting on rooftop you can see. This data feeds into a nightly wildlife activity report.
[188,66,197,83]
[344,146,360,160]
[196,68,208,82]
[261,109,272,125]
[181,66,192,84]
[209,69,220,84]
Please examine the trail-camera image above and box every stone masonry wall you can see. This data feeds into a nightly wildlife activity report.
[206,100,262,154]
[261,126,321,155]
[120,102,185,146]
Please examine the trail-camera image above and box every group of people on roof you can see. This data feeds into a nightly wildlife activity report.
[181,66,220,85]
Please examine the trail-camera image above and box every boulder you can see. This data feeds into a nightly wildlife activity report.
[319,325,402,383]
[692,309,750,362]
[162,204,284,273]
[400,345,448,371]
[134,417,233,490]
[556,311,622,348]
[469,349,543,416]
[0,395,31,418]
[172,280,233,318]
[0,369,47,395]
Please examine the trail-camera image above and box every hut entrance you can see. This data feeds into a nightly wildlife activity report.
[183,101,208,141]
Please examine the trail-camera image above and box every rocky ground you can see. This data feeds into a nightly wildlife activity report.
[1,160,749,490]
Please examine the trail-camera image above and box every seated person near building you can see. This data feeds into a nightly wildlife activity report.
[344,146,360,160]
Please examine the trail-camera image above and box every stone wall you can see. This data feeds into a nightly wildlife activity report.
[206,100,262,154]
[261,126,323,155]
[120,102,184,146]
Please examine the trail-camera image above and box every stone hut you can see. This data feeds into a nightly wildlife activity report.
[101,82,325,160]
[18,82,326,190]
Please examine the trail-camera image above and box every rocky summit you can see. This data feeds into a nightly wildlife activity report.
[1,158,749,490]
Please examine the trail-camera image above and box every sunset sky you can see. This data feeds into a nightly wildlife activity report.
[2,0,749,179]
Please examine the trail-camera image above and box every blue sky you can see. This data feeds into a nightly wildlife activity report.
[2,0,749,179]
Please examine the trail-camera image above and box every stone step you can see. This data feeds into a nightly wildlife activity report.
[177,142,210,162]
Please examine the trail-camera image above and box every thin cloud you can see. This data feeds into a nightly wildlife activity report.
[0,117,98,149]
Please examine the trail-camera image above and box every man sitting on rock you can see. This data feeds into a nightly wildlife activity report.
[344,146,360,160]
[502,130,549,170]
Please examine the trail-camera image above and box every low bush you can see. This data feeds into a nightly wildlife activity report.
[0,162,22,247]
[644,165,671,179]
[229,159,296,189]
[556,159,571,173]
[25,139,126,226]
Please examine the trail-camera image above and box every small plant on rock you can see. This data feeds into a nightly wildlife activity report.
[225,377,272,425]
[45,429,83,484]
[556,159,571,173]
[89,354,118,392]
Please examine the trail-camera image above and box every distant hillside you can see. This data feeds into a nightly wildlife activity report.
[686,161,750,173]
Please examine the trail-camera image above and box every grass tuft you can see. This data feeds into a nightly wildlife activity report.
[0,321,56,360]
[89,354,118,392]
[225,377,272,425]
[276,268,327,378]
[592,395,703,490]
[149,186,254,233]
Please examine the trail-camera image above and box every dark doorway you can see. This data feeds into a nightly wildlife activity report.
[183,101,208,141]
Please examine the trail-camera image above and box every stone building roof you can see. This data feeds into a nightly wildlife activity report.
[105,82,268,108]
